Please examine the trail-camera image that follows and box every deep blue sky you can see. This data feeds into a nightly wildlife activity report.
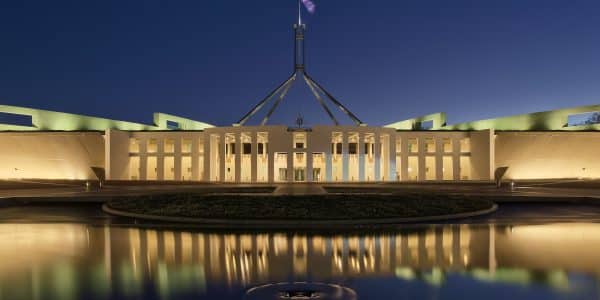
[1,0,599,126]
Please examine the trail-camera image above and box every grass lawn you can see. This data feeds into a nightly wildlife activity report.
[107,193,495,220]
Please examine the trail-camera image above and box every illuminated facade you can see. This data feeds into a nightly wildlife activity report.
[1,103,600,182]
[2,13,600,183]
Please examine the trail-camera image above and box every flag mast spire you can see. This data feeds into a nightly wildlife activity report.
[235,0,366,127]
[298,0,302,25]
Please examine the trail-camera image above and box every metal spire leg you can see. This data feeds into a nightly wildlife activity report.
[236,74,296,126]
[304,73,364,126]
[303,74,339,125]
[261,75,296,125]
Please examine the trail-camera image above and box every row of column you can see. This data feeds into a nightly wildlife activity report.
[128,133,472,182]
[130,137,204,181]
[203,132,397,183]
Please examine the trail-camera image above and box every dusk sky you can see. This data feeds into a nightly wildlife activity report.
[1,0,599,127]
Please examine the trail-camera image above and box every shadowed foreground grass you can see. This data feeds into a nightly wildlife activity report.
[107,193,495,220]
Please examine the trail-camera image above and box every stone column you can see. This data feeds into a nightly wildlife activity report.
[389,134,397,182]
[374,133,381,181]
[268,147,275,183]
[139,137,148,180]
[400,137,409,181]
[306,152,314,182]
[235,133,241,183]
[342,132,349,182]
[203,135,211,181]
[418,137,426,181]
[306,141,313,182]
[191,136,199,181]
[358,133,365,181]
[174,137,182,181]
[453,136,461,180]
[287,150,294,182]
[251,132,258,183]
[219,133,226,182]
[157,138,165,181]
[325,152,332,182]
[436,137,444,181]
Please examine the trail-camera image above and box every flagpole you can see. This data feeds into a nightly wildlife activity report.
[237,0,365,126]
[298,0,302,25]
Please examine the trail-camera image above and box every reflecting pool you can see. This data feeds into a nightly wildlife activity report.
[0,222,599,300]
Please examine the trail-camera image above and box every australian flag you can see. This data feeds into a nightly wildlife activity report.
[302,0,316,13]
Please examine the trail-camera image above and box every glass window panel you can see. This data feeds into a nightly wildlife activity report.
[164,139,175,153]
[147,139,158,153]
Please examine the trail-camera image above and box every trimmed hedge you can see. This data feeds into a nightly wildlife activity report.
[107,193,494,220]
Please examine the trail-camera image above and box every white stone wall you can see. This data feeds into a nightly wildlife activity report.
[495,131,600,179]
[0,132,104,180]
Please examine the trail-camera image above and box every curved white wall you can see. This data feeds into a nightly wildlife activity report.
[0,132,104,180]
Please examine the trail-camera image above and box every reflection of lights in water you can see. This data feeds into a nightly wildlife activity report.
[274,234,288,255]
[0,224,88,272]
[293,236,308,275]
[423,268,445,286]
[181,232,193,264]
[395,267,415,280]
[0,224,597,298]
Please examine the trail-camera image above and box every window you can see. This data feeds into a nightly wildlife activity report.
[349,143,357,154]
[460,156,471,180]
[147,139,158,153]
[567,112,600,127]
[425,138,435,153]
[166,120,179,130]
[258,143,265,155]
[336,143,342,154]
[182,139,192,153]
[408,156,419,180]
[278,168,287,181]
[0,112,32,127]
[419,120,434,130]
[460,138,471,153]
[443,156,453,180]
[229,143,236,155]
[243,143,251,154]
[164,139,175,153]
[129,138,140,153]
[425,156,436,180]
[408,138,418,153]
[294,133,307,149]
[443,138,452,153]
[294,168,305,181]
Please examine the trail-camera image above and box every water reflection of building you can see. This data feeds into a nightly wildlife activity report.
[1,223,600,299]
